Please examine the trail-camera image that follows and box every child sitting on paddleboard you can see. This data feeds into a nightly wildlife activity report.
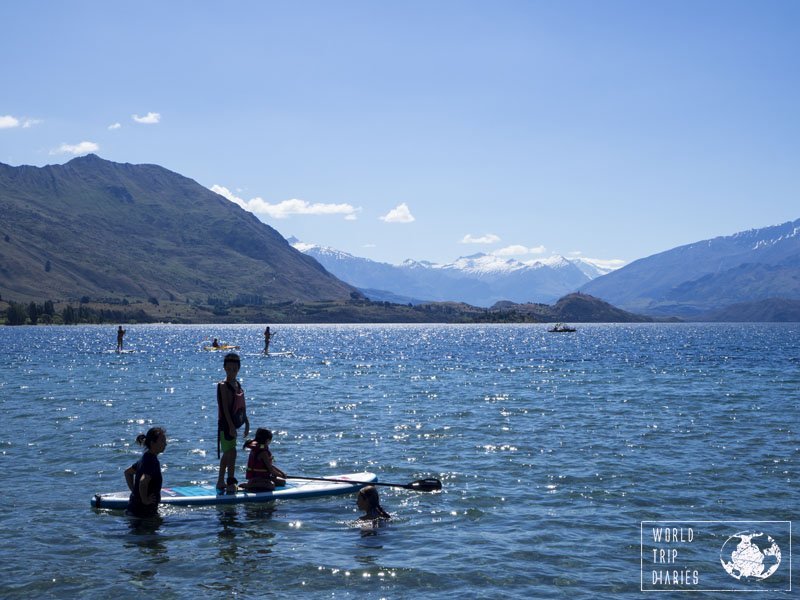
[356,485,391,521]
[239,428,286,492]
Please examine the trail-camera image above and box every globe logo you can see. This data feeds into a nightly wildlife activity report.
[719,531,781,580]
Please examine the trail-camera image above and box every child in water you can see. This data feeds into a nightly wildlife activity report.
[356,485,391,521]
[124,427,167,518]
[239,428,286,492]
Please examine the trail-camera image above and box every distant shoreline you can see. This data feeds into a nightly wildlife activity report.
[0,293,657,325]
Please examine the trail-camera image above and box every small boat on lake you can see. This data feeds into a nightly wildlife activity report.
[203,344,240,351]
[548,323,576,333]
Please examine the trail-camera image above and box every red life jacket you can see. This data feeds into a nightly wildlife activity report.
[246,443,273,480]
[217,381,246,429]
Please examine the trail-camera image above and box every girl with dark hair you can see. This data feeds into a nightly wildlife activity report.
[356,485,391,521]
[239,428,286,492]
[124,427,167,518]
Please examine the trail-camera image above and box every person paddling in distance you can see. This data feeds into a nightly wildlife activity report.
[239,428,286,492]
[116,325,126,352]
[356,485,391,522]
[216,352,249,494]
[124,427,167,518]
[263,326,272,354]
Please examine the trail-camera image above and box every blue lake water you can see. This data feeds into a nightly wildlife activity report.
[1,323,797,598]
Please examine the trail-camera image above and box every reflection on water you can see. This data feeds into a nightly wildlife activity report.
[122,516,168,585]
[0,323,797,599]
[125,515,165,548]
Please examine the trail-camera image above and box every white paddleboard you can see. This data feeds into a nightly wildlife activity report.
[91,472,376,509]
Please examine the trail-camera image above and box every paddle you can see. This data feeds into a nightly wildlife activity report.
[286,475,442,492]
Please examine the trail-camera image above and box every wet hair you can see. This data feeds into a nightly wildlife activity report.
[223,352,240,365]
[243,427,273,449]
[135,427,166,449]
[358,485,391,519]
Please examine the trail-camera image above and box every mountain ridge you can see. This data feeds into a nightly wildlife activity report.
[3,155,796,322]
[291,239,614,306]
[0,155,356,305]
[579,218,800,316]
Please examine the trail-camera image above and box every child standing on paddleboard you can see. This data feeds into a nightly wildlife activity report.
[216,353,249,494]
[239,428,286,492]
[124,427,167,518]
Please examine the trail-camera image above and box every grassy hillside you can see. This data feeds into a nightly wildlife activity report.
[0,155,355,305]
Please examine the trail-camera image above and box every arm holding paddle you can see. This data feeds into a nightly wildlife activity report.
[240,428,286,491]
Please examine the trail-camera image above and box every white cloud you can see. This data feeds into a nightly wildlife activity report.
[1,115,42,129]
[380,203,415,223]
[493,244,547,257]
[461,233,500,244]
[108,122,122,130]
[0,115,20,128]
[50,141,100,156]
[211,185,359,220]
[132,112,161,124]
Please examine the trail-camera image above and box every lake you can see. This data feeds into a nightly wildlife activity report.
[1,323,797,598]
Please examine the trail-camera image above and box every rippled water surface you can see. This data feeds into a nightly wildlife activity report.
[1,324,797,598]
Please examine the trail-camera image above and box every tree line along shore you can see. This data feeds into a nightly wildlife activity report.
[0,292,654,326]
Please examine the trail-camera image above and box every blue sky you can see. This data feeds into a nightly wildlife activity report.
[2,1,798,267]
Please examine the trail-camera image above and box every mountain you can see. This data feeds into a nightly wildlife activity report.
[699,297,800,322]
[291,240,614,307]
[580,219,800,317]
[492,293,653,323]
[0,155,356,305]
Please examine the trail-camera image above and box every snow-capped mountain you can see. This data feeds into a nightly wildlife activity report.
[289,238,615,306]
[292,218,800,318]
[440,252,614,279]
[580,217,800,316]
